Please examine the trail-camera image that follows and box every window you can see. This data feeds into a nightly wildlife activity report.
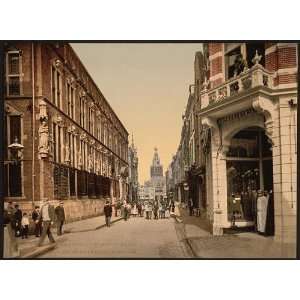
[88,107,94,135]
[53,123,57,162]
[225,47,243,79]
[5,115,22,197]
[6,51,22,96]
[80,97,86,128]
[67,83,75,119]
[51,66,61,108]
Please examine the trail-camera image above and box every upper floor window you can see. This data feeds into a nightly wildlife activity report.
[6,51,22,96]
[67,83,75,119]
[88,107,94,135]
[51,66,62,109]
[79,97,86,128]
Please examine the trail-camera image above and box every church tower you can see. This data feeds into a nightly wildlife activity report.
[150,147,163,178]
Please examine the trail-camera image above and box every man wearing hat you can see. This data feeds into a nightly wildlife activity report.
[38,199,56,246]
[55,201,66,236]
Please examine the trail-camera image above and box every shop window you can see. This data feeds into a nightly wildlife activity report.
[6,51,22,96]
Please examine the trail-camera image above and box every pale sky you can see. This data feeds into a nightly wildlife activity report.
[72,43,203,184]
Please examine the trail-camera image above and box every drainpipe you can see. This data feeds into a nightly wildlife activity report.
[31,43,35,208]
[0,43,5,258]
[297,43,300,260]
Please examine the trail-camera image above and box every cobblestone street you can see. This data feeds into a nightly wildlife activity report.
[40,216,189,258]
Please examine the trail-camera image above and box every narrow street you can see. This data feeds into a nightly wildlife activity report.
[40,216,191,258]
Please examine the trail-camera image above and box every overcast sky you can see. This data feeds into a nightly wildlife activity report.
[72,43,203,184]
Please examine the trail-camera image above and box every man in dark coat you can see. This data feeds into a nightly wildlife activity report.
[104,201,113,227]
[14,204,22,237]
[38,199,56,246]
[55,202,66,236]
[32,206,42,237]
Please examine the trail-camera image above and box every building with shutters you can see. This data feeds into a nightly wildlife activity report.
[3,42,129,221]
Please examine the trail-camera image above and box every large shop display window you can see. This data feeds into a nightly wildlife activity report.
[226,127,273,229]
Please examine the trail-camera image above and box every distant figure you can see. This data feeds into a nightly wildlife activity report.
[55,201,66,236]
[38,199,56,247]
[132,204,138,217]
[137,202,143,217]
[14,204,22,237]
[21,213,29,239]
[32,206,42,237]
[188,198,194,216]
[104,201,112,227]
[158,202,163,219]
[123,201,129,221]
[153,201,159,220]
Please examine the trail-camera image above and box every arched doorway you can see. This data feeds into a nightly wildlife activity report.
[225,126,274,235]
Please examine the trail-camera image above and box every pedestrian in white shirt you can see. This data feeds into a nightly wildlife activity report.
[21,213,30,239]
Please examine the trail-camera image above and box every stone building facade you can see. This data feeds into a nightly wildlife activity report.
[169,42,297,252]
[3,42,129,222]
[128,136,139,202]
[200,42,297,245]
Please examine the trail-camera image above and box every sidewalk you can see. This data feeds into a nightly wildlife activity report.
[16,214,123,258]
[176,207,296,258]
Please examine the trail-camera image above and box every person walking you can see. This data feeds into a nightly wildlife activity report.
[21,213,29,239]
[188,198,194,216]
[148,201,153,219]
[153,201,159,220]
[38,199,56,247]
[123,201,129,221]
[104,201,112,227]
[137,202,142,217]
[14,204,22,237]
[32,206,42,237]
[55,201,66,236]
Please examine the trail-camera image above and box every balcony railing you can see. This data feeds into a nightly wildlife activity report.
[201,64,274,109]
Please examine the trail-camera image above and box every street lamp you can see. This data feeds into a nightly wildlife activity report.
[7,137,24,163]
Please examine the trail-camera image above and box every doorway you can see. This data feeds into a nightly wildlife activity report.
[226,127,274,234]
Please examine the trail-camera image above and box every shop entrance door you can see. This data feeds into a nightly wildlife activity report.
[226,127,274,234]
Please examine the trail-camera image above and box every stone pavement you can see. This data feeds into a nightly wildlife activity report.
[177,206,296,258]
[40,215,188,258]
[16,214,123,258]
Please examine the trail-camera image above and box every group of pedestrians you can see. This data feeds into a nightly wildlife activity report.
[103,199,176,227]
[4,200,66,246]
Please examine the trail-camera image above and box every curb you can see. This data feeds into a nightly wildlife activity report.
[20,243,57,259]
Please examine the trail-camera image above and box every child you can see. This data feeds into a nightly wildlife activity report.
[21,212,29,239]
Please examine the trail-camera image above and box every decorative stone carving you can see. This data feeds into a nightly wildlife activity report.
[38,119,49,158]
[55,59,61,68]
[78,153,83,168]
[55,115,63,126]
[252,96,275,142]
[88,154,93,171]
[252,50,262,66]
[64,145,70,163]
[39,99,48,120]
[80,133,87,140]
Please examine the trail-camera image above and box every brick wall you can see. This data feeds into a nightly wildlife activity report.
[208,43,222,56]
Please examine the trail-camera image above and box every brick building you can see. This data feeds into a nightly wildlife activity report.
[3,42,129,221]
[197,42,297,249]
